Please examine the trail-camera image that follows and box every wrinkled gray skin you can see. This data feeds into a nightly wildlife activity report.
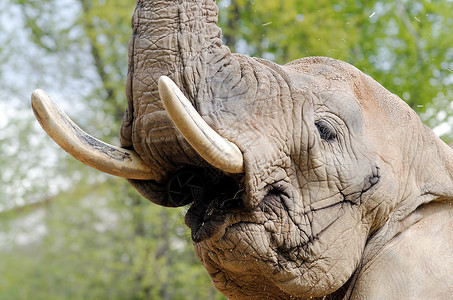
[120,1,453,299]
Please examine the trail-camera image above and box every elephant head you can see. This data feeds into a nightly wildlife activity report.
[32,0,453,299]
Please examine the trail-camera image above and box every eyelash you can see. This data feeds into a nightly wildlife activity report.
[315,119,337,142]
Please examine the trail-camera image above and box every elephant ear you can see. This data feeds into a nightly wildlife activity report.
[362,71,453,212]
[347,70,453,259]
[412,128,453,204]
[345,131,453,299]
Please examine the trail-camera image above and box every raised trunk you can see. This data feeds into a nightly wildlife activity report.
[120,0,237,169]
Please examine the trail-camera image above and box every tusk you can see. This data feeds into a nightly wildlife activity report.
[158,76,244,174]
[31,89,156,180]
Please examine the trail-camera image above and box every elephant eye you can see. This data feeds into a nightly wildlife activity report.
[315,119,337,142]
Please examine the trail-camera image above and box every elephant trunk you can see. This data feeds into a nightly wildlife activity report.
[118,0,251,205]
[120,0,233,150]
[121,0,295,208]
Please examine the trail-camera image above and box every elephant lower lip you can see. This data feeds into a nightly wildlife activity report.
[170,166,243,243]
[185,201,227,243]
[185,194,243,243]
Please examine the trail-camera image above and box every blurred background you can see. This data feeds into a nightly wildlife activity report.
[0,0,452,299]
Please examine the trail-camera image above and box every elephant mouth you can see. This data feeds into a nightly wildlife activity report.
[185,193,241,243]
[167,166,245,243]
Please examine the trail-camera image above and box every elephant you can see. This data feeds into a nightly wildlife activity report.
[32,0,453,299]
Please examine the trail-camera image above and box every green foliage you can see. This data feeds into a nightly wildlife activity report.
[220,0,357,62]
[76,0,134,121]
[0,178,222,299]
